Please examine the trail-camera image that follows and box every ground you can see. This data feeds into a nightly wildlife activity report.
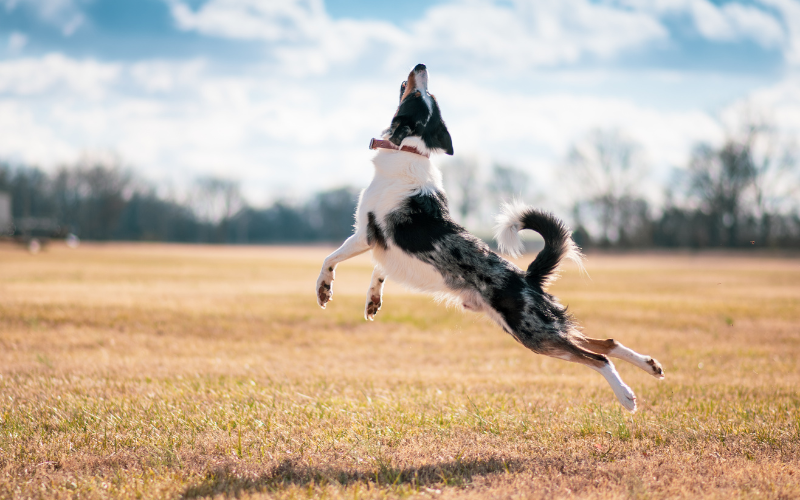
[0,242,798,499]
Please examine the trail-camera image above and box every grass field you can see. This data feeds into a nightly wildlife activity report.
[0,242,798,499]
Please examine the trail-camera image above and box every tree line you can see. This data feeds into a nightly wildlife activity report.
[1,119,798,249]
[582,123,800,249]
[442,122,800,249]
[0,161,360,244]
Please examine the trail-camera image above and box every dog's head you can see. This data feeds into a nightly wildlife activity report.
[382,64,453,156]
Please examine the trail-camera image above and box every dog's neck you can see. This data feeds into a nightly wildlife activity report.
[370,137,431,158]
[371,140,443,193]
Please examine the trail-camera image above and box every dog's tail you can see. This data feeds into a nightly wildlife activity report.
[494,201,585,288]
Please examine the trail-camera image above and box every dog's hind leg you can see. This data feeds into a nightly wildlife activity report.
[365,265,387,321]
[317,233,370,309]
[576,337,665,379]
[545,342,638,412]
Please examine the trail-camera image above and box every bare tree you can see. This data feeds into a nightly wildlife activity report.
[566,129,650,246]
[745,122,799,246]
[685,117,800,248]
[189,176,244,224]
[306,186,360,242]
[441,156,481,224]
[489,163,531,203]
[688,139,757,247]
[52,156,132,239]
[187,176,245,242]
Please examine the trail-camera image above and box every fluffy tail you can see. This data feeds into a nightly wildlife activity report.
[494,201,585,288]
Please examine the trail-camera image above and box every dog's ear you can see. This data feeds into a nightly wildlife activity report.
[385,115,413,146]
[423,98,454,155]
[429,121,453,155]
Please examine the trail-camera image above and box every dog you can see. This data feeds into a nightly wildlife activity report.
[316,63,664,412]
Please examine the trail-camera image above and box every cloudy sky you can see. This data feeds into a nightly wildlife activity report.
[1,0,798,205]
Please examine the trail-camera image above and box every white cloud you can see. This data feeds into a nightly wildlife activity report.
[2,0,85,36]
[169,0,668,75]
[168,0,407,76]
[0,53,120,96]
[1,0,795,205]
[410,0,667,70]
[725,74,800,134]
[760,0,800,66]
[0,100,78,165]
[434,76,723,208]
[0,52,730,205]
[168,0,327,42]
[717,3,785,47]
[691,1,783,46]
[619,0,785,47]
[7,31,27,53]
[166,0,796,76]
[273,18,408,77]
[129,59,207,93]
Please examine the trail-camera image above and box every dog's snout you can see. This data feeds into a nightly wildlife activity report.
[409,64,429,93]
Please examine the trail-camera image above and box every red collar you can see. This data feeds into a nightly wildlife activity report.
[369,138,430,158]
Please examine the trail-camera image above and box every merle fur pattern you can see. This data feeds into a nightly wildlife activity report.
[378,193,576,355]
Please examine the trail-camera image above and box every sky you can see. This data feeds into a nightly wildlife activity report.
[0,0,799,207]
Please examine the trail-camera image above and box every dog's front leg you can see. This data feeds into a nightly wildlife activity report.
[365,265,387,321]
[317,233,370,308]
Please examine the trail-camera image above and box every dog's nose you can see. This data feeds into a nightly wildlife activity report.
[413,63,427,73]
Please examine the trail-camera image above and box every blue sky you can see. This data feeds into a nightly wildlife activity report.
[1,0,798,208]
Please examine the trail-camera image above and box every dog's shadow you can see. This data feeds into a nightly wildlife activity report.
[181,457,512,498]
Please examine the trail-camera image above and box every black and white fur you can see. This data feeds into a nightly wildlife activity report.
[316,64,664,412]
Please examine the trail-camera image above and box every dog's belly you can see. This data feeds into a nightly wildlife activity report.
[372,246,448,294]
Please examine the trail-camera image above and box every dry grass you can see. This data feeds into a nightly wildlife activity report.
[0,242,798,499]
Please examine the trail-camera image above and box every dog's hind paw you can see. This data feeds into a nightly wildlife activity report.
[646,357,665,379]
[616,385,637,413]
[365,295,382,321]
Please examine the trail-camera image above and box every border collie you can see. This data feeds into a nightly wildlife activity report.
[316,64,664,412]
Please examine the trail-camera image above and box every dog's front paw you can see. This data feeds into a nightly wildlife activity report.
[318,282,332,308]
[646,357,665,379]
[316,272,334,309]
[365,294,382,321]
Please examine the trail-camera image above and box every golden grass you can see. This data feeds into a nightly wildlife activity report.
[0,242,798,499]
